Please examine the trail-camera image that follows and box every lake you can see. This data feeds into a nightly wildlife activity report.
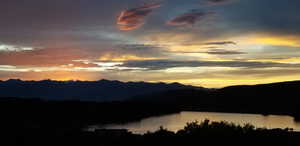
[88,111,300,134]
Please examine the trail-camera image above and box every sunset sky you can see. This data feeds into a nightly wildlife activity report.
[1,0,300,87]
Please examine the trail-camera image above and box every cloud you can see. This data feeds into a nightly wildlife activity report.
[118,44,163,51]
[0,65,29,72]
[117,3,161,31]
[0,44,35,52]
[0,60,145,73]
[0,43,167,68]
[0,47,100,67]
[204,41,237,46]
[207,0,234,5]
[205,49,246,55]
[164,49,246,55]
[178,40,237,46]
[112,43,167,58]
[166,9,213,26]
[119,60,300,70]
[71,60,146,71]
[98,54,162,62]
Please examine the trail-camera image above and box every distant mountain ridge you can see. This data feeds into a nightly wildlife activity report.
[0,79,200,101]
[1,79,300,119]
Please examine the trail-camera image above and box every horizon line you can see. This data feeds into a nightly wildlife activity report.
[1,78,300,89]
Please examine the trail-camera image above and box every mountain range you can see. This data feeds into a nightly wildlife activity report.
[0,79,199,101]
[1,79,300,122]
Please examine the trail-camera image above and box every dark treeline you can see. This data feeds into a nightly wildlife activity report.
[0,97,179,128]
[88,120,300,145]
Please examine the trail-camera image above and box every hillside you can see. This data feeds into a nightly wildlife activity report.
[130,80,300,118]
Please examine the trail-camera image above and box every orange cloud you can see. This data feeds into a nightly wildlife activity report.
[117,3,161,31]
[0,47,99,67]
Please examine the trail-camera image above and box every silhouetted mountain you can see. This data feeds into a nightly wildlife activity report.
[130,80,300,119]
[212,81,300,116]
[1,79,300,118]
[0,79,199,101]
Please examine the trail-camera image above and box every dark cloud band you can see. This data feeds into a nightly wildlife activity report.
[205,49,245,55]
[204,41,237,46]
[119,60,300,70]
[166,9,213,26]
[207,0,235,5]
[164,49,246,55]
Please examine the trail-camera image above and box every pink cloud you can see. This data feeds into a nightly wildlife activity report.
[117,3,161,31]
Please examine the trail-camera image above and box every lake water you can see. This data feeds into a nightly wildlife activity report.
[89,111,300,134]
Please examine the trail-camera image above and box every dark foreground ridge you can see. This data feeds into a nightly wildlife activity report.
[1,96,300,145]
[0,98,180,145]
[5,120,300,146]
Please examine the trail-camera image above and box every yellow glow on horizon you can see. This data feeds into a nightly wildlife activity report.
[54,77,76,81]
[253,36,300,47]
[164,66,236,73]
[98,54,161,62]
[159,74,300,88]
[224,33,300,48]
[248,57,300,64]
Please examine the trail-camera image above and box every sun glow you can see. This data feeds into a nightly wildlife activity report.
[250,35,300,47]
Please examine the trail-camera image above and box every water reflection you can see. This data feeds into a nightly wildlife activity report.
[94,112,300,134]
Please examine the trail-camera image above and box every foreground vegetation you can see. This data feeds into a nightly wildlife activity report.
[1,98,300,145]
[6,120,300,146]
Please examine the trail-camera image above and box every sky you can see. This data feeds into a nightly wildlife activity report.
[1,0,300,87]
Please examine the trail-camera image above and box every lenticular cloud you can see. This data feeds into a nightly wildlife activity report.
[117,3,161,31]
